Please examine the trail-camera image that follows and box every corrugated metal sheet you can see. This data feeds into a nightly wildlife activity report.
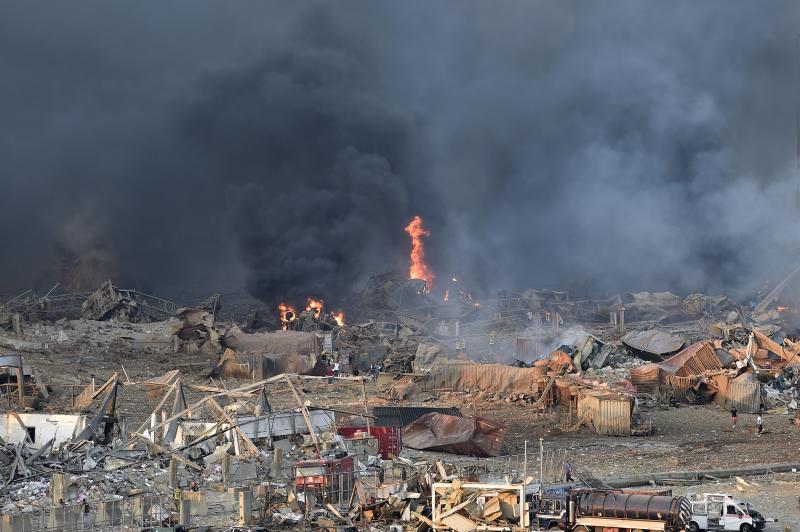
[596,398,631,436]
[622,330,685,358]
[401,413,507,456]
[666,375,696,402]
[630,364,660,395]
[577,395,632,436]
[715,380,761,413]
[630,341,722,398]
[417,362,542,394]
[660,341,722,376]
[373,406,462,427]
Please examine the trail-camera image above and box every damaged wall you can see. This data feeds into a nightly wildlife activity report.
[0,413,87,449]
[417,361,543,395]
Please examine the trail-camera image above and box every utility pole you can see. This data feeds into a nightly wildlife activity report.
[539,438,544,495]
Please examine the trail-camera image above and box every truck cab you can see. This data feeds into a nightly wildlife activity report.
[687,493,767,532]
[531,493,567,530]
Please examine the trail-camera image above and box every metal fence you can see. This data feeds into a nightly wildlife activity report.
[447,448,568,484]
[2,495,172,531]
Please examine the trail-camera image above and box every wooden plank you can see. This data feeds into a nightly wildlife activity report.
[441,513,478,532]
[31,368,49,399]
[569,407,593,432]
[411,511,434,527]
[207,398,259,457]
[283,375,320,452]
[75,372,118,410]
[10,412,32,444]
[439,493,478,519]
[135,379,178,434]
[534,365,565,406]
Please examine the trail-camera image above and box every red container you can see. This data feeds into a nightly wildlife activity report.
[337,426,402,459]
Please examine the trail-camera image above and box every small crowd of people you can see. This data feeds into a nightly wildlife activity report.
[325,360,384,382]
[730,406,764,436]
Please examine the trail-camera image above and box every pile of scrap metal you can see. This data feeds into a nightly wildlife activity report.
[629,330,800,413]
[82,280,195,322]
[0,284,90,326]
[557,334,632,371]
[337,320,421,374]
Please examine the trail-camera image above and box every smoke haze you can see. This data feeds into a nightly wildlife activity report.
[1,1,799,305]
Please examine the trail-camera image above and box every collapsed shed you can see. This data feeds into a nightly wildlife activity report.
[630,341,762,412]
[576,392,633,436]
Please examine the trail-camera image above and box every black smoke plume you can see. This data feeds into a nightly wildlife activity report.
[1,2,799,307]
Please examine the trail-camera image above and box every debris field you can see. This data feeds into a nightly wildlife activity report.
[0,274,798,531]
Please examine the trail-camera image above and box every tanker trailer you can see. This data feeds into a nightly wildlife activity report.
[561,489,692,532]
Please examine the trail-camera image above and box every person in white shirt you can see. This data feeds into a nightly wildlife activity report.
[332,361,340,378]
[756,415,763,436]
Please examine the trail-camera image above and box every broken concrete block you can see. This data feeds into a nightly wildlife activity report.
[231,460,258,482]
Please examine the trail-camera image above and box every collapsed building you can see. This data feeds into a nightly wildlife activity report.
[0,274,797,530]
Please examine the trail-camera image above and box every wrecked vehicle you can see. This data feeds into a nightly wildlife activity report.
[687,493,770,532]
[533,489,692,532]
[294,451,355,501]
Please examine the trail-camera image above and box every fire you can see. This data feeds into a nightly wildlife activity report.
[443,290,449,302]
[331,310,345,326]
[306,297,324,318]
[278,302,297,330]
[777,305,790,313]
[404,215,434,291]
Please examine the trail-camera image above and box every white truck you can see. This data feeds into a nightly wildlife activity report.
[687,493,769,532]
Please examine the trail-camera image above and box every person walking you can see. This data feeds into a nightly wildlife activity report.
[730,406,738,430]
[332,361,340,378]
[756,414,764,436]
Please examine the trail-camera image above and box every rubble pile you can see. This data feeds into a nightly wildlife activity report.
[0,275,798,529]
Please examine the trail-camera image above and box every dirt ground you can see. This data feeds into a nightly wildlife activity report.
[8,325,800,530]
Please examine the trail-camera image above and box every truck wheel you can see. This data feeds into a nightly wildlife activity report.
[688,522,700,532]
[740,525,753,532]
[573,526,592,532]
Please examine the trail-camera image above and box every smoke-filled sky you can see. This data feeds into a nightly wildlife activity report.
[1,1,799,305]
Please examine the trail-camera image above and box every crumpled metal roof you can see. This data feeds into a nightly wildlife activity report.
[656,341,722,376]
[622,330,685,358]
[401,413,507,457]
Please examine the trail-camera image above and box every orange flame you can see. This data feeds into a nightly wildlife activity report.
[278,303,297,330]
[404,215,434,291]
[777,305,789,313]
[331,310,345,326]
[443,290,449,302]
[306,297,324,318]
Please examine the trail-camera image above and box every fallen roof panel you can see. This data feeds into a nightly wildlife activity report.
[401,413,506,457]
